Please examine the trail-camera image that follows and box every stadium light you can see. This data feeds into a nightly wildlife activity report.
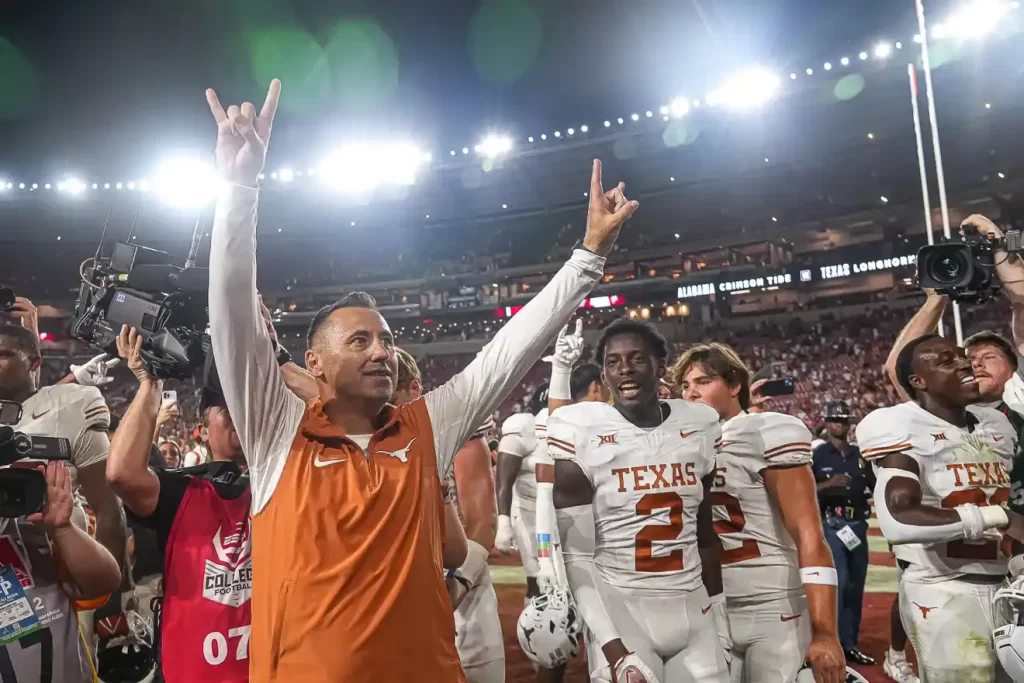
[707,67,781,110]
[477,134,513,158]
[58,177,87,196]
[567,128,575,135]
[527,136,534,143]
[153,157,220,208]
[806,68,814,75]
[604,120,611,127]
[554,131,561,138]
[580,125,589,133]
[790,73,797,80]
[278,168,295,182]
[669,97,690,118]
[841,56,850,66]
[318,141,427,193]
[933,0,1013,40]
[859,51,869,60]
[874,42,892,59]
[824,62,833,70]
[0,182,6,192]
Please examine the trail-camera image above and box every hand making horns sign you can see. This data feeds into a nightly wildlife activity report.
[205,78,281,187]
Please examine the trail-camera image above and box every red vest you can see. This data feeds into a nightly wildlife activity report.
[162,478,253,682]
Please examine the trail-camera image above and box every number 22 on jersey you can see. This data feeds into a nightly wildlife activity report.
[631,491,765,572]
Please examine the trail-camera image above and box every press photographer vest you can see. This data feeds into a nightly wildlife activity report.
[160,476,252,683]
[0,519,92,683]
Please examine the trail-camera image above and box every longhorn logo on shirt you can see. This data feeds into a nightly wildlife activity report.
[203,521,253,608]
[598,434,618,446]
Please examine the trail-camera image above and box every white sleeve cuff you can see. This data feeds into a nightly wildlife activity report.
[548,366,572,400]
[457,540,490,588]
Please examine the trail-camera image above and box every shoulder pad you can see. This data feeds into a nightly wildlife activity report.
[666,399,720,427]
[854,405,911,462]
[757,412,813,467]
[501,413,536,437]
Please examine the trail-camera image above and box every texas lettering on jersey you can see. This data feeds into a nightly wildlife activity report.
[857,401,1016,579]
[611,462,700,493]
[547,399,720,593]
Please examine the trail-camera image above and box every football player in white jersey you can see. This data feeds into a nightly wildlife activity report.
[549,319,730,683]
[392,348,504,683]
[0,322,127,575]
[857,333,1024,683]
[672,343,845,683]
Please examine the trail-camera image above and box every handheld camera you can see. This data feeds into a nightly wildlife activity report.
[0,401,72,518]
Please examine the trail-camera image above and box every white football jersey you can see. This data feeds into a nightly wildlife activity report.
[547,399,721,594]
[856,401,1016,580]
[499,411,544,509]
[713,411,813,601]
[15,384,110,487]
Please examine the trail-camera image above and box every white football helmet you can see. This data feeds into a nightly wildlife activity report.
[793,663,869,683]
[516,588,583,669]
[994,575,1024,682]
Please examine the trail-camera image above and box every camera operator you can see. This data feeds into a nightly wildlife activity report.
[105,325,251,683]
[0,453,121,681]
[0,317,128,578]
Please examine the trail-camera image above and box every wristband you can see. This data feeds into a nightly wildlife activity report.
[456,540,490,589]
[548,366,572,400]
[956,503,986,540]
[800,567,839,585]
[275,343,293,367]
[980,504,1010,531]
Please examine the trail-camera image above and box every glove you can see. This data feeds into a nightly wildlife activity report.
[543,319,584,370]
[544,319,584,401]
[709,593,733,665]
[495,514,516,554]
[71,354,121,386]
[612,652,661,683]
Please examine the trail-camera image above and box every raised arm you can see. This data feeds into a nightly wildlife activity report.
[962,215,1024,353]
[106,326,162,517]
[884,292,947,402]
[425,160,638,475]
[206,81,305,503]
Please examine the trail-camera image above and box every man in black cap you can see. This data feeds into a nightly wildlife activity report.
[811,399,876,666]
[105,325,252,682]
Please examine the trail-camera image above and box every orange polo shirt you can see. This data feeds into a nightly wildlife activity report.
[247,398,462,681]
[208,183,606,681]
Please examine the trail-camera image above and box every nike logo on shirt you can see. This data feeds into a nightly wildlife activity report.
[701,604,711,615]
[31,410,49,420]
[313,453,349,468]
[780,614,801,622]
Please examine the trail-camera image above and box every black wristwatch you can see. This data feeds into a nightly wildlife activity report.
[275,343,293,367]
[571,239,599,256]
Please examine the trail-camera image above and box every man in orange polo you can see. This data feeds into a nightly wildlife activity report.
[206,79,639,681]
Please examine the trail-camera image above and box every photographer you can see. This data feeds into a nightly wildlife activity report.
[0,318,128,578]
[0,455,121,681]
[105,325,251,683]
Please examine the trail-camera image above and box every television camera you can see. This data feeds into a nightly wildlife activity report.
[0,400,72,518]
[71,218,212,381]
[917,198,1024,303]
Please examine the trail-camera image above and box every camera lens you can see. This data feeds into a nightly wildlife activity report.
[928,250,971,286]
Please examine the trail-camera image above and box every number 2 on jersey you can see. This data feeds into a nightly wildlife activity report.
[711,492,762,564]
[634,492,684,572]
[941,488,1009,560]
